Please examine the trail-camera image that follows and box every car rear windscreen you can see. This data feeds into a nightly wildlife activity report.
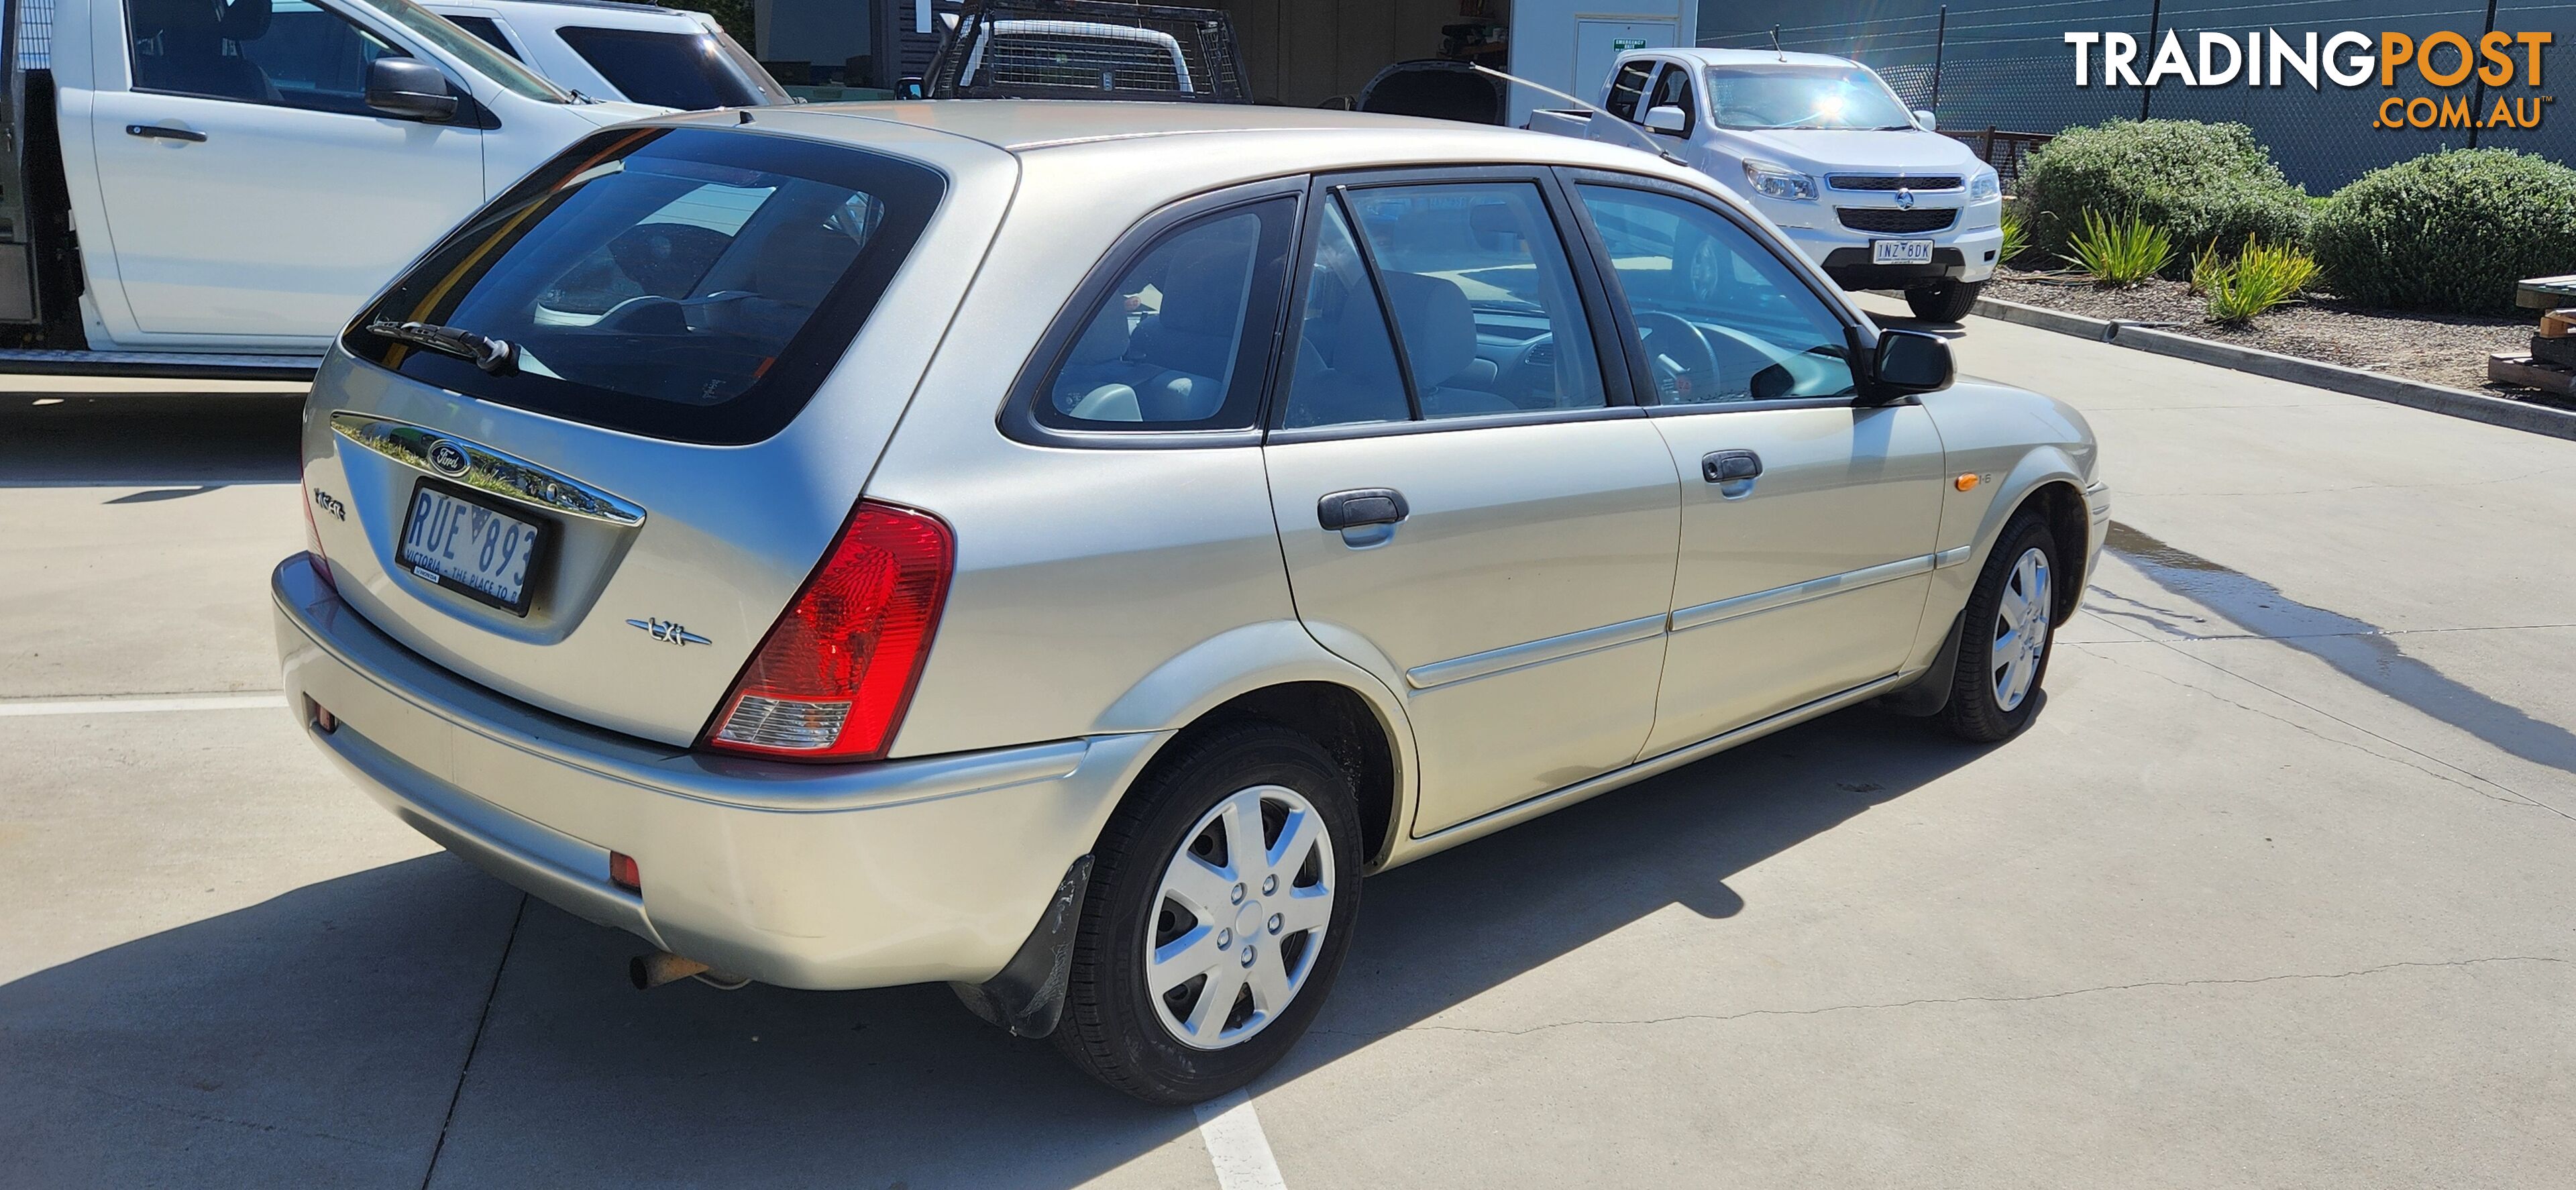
[557,25,775,110]
[345,127,942,444]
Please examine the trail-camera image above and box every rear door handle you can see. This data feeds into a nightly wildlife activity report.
[126,124,207,142]
[1318,488,1408,531]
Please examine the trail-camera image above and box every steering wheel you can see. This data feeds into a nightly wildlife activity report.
[1633,311,1723,403]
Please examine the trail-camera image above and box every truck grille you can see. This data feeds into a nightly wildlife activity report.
[1837,207,1958,233]
[1827,174,1964,191]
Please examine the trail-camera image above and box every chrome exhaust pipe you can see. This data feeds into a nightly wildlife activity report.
[629,951,747,991]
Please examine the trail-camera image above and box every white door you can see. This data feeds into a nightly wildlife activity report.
[87,0,482,342]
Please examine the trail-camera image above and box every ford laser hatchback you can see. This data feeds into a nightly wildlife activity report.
[277,102,2108,1103]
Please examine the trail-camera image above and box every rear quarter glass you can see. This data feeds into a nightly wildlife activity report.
[343,126,945,445]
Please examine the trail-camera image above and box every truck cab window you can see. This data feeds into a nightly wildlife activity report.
[1644,62,1696,135]
[1604,59,1654,122]
[127,0,405,115]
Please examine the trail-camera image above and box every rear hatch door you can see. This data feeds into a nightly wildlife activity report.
[301,111,1016,746]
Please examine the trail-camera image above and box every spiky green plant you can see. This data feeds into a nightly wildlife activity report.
[2062,209,2173,286]
[2203,237,2320,324]
[1997,209,2029,269]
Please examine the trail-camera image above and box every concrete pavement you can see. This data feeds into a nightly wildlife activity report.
[2,309,2571,1189]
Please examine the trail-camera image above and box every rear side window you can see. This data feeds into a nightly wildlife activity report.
[556,25,771,109]
[347,127,942,445]
[1604,60,1654,121]
[1034,198,1295,432]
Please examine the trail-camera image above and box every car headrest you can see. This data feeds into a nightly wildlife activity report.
[1378,272,1477,388]
[219,0,271,40]
[131,0,218,36]
[1151,244,1250,337]
[753,217,862,306]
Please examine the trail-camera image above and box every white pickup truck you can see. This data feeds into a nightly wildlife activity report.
[1532,48,2003,322]
[0,0,661,377]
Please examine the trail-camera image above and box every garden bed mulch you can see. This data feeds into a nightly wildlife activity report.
[1983,271,2572,411]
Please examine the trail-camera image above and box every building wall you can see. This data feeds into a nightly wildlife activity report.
[1695,0,2573,191]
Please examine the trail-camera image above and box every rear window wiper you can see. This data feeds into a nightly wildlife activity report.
[365,319,519,376]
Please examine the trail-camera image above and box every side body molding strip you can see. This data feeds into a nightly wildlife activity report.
[1669,553,1937,635]
[1404,613,1667,690]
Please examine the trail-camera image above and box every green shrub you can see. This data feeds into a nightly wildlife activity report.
[2311,148,2576,315]
[2012,120,2311,276]
[2063,210,2173,286]
[2202,237,2321,324]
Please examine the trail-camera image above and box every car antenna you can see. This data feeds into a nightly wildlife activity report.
[1468,64,1689,168]
[1771,26,1786,61]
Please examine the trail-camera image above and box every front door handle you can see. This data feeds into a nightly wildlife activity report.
[1318,488,1408,531]
[126,124,207,143]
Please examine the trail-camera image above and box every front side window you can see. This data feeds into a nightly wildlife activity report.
[1035,198,1295,431]
[1326,181,1607,423]
[129,0,402,113]
[557,25,780,109]
[1577,184,1855,404]
[1703,64,1913,131]
[1604,59,1654,121]
[1644,63,1695,135]
[348,127,943,444]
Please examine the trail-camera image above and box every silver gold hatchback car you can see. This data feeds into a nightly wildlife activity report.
[276,102,2108,1103]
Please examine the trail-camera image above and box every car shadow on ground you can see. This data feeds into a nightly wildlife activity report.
[0,392,305,486]
[1,704,2000,1187]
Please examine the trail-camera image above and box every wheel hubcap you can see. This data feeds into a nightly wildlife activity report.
[1991,546,2052,712]
[1146,784,1334,1050]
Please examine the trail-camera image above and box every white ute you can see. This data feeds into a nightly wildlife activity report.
[1533,48,2004,322]
[0,0,663,376]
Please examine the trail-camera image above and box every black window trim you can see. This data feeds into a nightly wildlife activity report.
[1264,162,1646,443]
[997,174,1310,451]
[441,11,527,60]
[1555,166,1907,418]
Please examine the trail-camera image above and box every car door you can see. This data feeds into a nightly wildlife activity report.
[1261,169,1682,837]
[84,0,482,343]
[1567,174,1947,756]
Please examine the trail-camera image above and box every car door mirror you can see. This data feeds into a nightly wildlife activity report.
[366,58,460,122]
[1911,108,1938,131]
[1867,329,1953,399]
[1642,105,1688,134]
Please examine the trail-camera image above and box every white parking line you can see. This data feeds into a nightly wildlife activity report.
[1193,1090,1289,1190]
[0,692,289,717]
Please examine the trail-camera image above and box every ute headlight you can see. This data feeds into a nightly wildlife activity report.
[1742,159,1817,203]
[1970,170,2000,201]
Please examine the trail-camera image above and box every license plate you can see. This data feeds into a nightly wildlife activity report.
[398,482,547,615]
[1872,238,1936,265]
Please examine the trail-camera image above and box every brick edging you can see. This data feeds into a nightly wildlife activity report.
[1968,295,2576,442]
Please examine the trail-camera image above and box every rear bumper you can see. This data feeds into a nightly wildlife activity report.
[271,553,1165,990]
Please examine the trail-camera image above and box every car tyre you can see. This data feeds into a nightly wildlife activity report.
[1052,722,1362,1104]
[1941,510,2059,743]
[1905,278,1984,323]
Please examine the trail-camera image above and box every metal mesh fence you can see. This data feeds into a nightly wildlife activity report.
[1699,0,2575,191]
[17,0,52,70]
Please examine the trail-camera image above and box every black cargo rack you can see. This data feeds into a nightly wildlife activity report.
[923,1,1250,103]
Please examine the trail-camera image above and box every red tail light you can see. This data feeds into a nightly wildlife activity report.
[701,501,953,762]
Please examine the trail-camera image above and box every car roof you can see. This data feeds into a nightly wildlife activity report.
[741,99,1627,156]
[1650,48,1862,70]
